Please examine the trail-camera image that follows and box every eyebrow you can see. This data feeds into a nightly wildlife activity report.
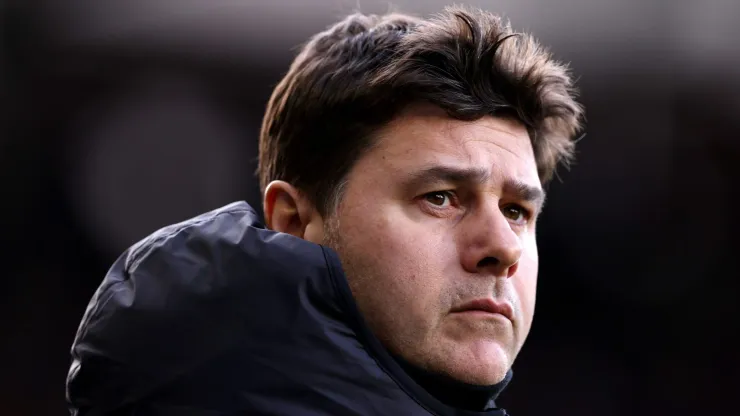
[506,178,547,211]
[404,165,491,188]
[403,165,546,209]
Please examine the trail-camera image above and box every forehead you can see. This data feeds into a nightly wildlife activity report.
[369,106,539,182]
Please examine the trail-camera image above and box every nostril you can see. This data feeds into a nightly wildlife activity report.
[476,256,499,269]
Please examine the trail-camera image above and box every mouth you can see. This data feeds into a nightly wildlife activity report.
[450,298,514,322]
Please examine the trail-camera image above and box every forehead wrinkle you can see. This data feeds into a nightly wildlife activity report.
[367,113,536,181]
[456,121,530,159]
[374,118,468,167]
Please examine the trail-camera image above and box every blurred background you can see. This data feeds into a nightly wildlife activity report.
[2,0,739,414]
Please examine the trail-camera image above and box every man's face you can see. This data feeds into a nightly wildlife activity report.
[323,106,542,385]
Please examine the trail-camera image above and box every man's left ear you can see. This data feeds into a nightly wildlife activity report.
[262,180,325,243]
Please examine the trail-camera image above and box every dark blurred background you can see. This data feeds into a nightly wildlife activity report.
[2,0,739,414]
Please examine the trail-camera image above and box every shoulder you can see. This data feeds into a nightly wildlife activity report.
[66,201,332,413]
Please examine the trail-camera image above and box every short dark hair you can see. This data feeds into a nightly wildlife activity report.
[259,6,584,216]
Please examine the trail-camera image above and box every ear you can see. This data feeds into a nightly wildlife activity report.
[263,180,325,243]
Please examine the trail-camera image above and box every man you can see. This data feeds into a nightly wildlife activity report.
[66,6,583,415]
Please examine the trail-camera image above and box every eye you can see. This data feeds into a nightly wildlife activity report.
[502,204,531,224]
[423,191,455,208]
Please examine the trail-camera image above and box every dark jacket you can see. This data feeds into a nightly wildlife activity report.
[66,201,509,415]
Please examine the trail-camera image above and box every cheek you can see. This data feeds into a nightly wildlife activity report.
[514,239,539,328]
[342,204,451,321]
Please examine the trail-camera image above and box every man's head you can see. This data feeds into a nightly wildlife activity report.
[259,6,583,386]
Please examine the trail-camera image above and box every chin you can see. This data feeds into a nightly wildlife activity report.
[447,340,511,386]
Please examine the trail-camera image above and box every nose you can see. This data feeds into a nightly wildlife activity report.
[459,203,523,278]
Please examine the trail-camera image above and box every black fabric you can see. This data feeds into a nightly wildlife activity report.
[66,201,510,416]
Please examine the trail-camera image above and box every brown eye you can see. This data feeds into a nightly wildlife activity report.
[424,192,452,207]
[502,205,529,224]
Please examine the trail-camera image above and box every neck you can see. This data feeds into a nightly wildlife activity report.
[392,354,512,411]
